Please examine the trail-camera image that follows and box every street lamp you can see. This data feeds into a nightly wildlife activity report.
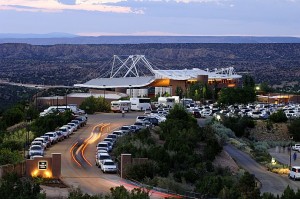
[56,96,58,109]
[103,85,106,100]
[65,89,68,108]
[290,136,293,169]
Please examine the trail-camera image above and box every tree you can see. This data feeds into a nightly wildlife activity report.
[0,173,45,199]
[2,106,24,127]
[0,148,23,165]
[79,96,110,114]
[175,86,183,99]
[288,118,300,141]
[237,172,260,199]
[269,110,288,123]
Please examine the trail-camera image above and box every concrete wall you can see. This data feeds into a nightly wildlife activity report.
[120,154,149,179]
[0,162,26,179]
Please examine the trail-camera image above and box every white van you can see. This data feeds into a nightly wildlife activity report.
[289,166,300,180]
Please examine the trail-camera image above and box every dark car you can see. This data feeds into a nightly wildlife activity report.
[192,110,201,118]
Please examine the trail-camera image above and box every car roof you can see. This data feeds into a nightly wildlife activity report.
[30,145,42,148]
[103,159,114,163]
[292,166,300,169]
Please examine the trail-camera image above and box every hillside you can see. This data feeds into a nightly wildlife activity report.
[0,43,299,86]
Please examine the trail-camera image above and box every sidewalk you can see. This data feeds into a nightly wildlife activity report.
[268,147,300,167]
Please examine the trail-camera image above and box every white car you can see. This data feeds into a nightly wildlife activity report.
[289,166,300,180]
[96,152,111,167]
[100,159,117,173]
[59,127,70,138]
[44,132,59,144]
[29,145,44,157]
[34,137,47,149]
[31,141,45,150]
[292,144,300,151]
[96,142,110,152]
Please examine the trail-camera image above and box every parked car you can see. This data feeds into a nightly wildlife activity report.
[106,134,118,142]
[96,142,110,152]
[59,127,70,138]
[112,131,124,137]
[62,125,74,135]
[100,159,117,173]
[40,135,51,147]
[67,122,78,131]
[289,166,300,180]
[34,137,48,149]
[292,144,300,151]
[44,132,58,144]
[75,115,87,127]
[55,131,64,141]
[31,140,45,150]
[119,125,132,134]
[96,152,111,167]
[134,122,146,129]
[71,120,81,129]
[136,116,147,122]
[130,125,140,133]
[29,145,44,157]
[103,138,115,146]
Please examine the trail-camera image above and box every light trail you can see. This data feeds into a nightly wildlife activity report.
[80,123,110,167]
[70,142,82,167]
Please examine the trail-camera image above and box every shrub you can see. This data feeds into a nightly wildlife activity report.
[269,110,288,123]
[0,148,23,165]
[125,161,158,182]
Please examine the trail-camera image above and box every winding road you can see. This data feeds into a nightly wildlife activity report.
[45,112,178,199]
[224,144,300,196]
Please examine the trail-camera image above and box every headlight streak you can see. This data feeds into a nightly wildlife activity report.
[71,123,111,167]
[70,141,82,167]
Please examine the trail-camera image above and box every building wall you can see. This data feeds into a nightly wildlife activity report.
[25,153,61,178]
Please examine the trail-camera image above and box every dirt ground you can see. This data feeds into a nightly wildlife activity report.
[213,149,240,173]
[248,120,290,141]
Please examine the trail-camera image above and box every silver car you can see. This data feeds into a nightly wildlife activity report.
[29,145,44,157]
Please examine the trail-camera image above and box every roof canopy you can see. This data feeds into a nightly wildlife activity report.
[74,55,242,89]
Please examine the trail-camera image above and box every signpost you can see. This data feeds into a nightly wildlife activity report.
[38,161,47,170]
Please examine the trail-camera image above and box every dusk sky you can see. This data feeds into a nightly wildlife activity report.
[0,0,299,36]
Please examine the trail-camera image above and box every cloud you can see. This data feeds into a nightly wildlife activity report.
[134,0,230,3]
[0,0,142,13]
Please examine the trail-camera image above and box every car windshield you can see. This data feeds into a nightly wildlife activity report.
[46,134,54,137]
[104,162,115,166]
[100,155,110,160]
[31,146,41,150]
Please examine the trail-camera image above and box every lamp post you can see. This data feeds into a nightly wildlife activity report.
[255,86,260,102]
[56,96,58,109]
[290,136,293,169]
[65,89,68,108]
[24,113,31,159]
[103,85,106,100]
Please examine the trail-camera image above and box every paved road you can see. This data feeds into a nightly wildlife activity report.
[269,147,300,167]
[224,144,300,196]
[45,112,177,199]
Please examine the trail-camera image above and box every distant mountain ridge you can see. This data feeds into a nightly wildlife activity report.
[0,35,300,45]
[0,32,77,39]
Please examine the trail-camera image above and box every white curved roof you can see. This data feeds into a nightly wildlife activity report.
[74,76,156,88]
[153,69,210,80]
[74,68,242,89]
[153,68,242,80]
